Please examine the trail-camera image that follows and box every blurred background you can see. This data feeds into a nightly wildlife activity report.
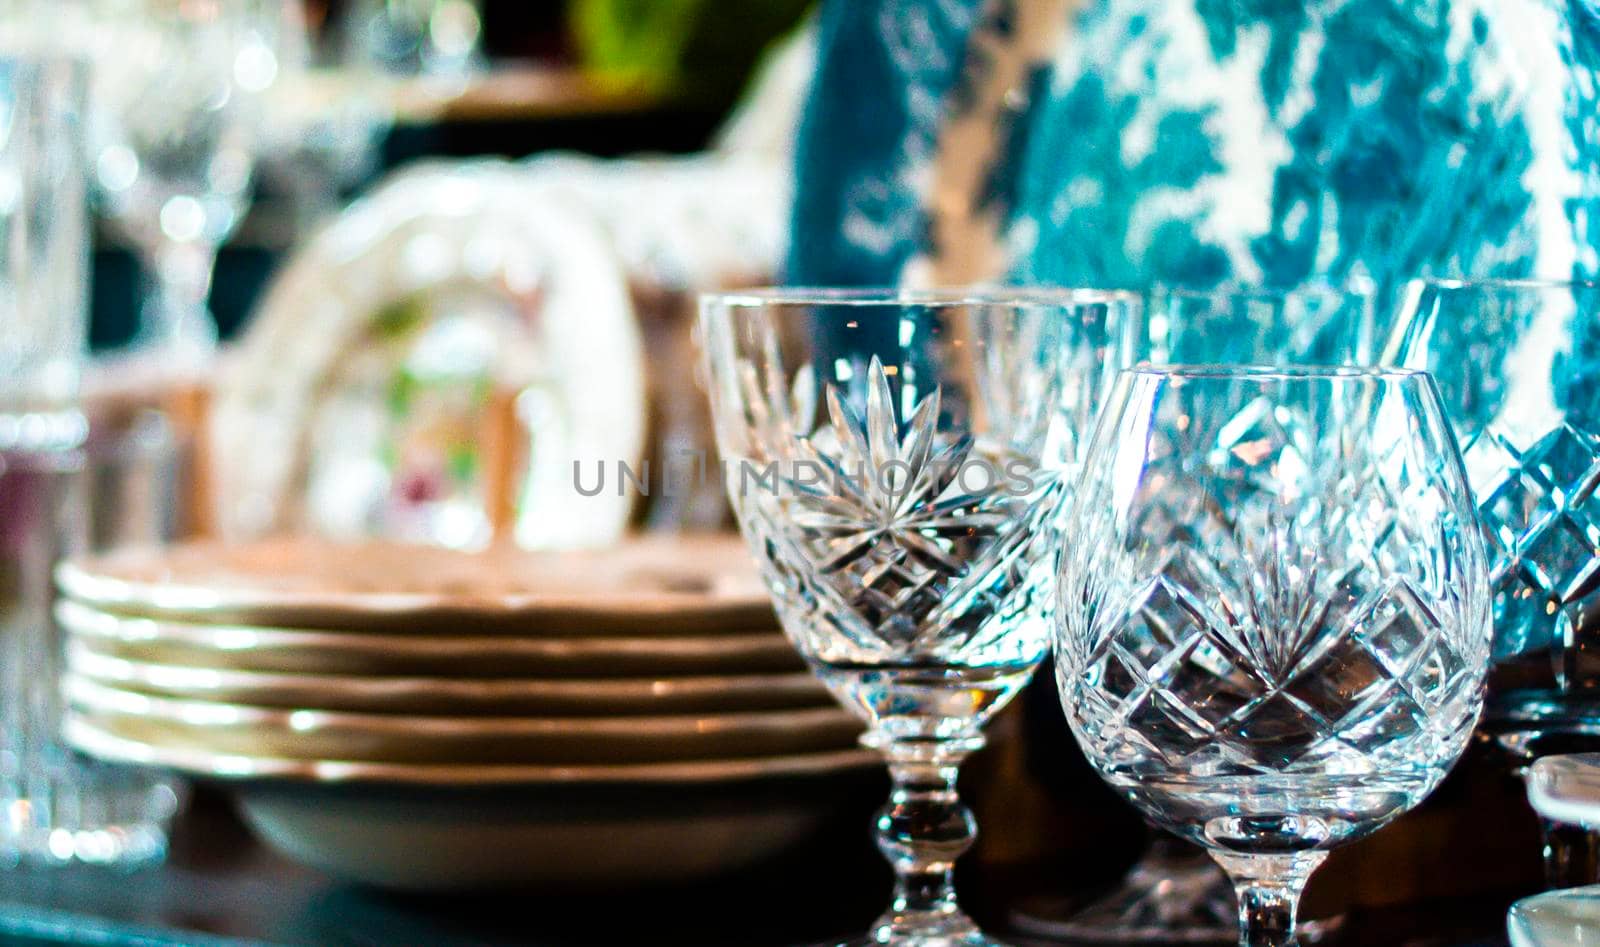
[2,2,1596,943]
[89,0,812,349]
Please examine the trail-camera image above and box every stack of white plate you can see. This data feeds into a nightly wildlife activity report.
[55,536,874,890]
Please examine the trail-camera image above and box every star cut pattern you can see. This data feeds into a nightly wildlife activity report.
[785,356,1011,645]
[732,353,1051,663]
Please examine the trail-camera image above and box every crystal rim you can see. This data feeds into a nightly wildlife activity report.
[700,286,1142,308]
[1124,364,1428,381]
[1150,279,1377,303]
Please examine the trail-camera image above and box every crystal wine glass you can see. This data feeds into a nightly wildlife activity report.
[1057,365,1492,946]
[700,287,1141,946]
[84,0,281,364]
[1383,278,1600,886]
[1021,283,1377,944]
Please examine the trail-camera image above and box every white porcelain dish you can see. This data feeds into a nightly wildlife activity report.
[59,600,804,677]
[65,642,829,715]
[233,786,848,890]
[56,535,775,634]
[209,161,647,548]
[65,718,877,786]
[65,676,863,765]
[67,719,880,889]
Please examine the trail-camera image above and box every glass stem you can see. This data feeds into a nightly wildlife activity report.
[869,735,983,940]
[141,237,218,362]
[1542,820,1600,889]
[1212,851,1324,947]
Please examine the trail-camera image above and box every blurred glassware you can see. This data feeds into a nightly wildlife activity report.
[82,0,283,367]
[341,0,482,85]
[1385,278,1600,887]
[1058,365,1491,946]
[1510,884,1600,947]
[700,287,1140,945]
[1511,755,1600,945]
[1018,283,1377,944]
[0,52,182,869]
[1147,283,1378,368]
[82,388,189,552]
[0,62,88,446]
[633,285,728,531]
[256,2,392,238]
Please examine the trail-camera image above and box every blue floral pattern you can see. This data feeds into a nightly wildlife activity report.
[787,0,1600,298]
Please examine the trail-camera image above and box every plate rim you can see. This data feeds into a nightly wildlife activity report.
[57,599,799,661]
[65,716,879,787]
[55,536,774,632]
[65,640,825,705]
[65,674,859,737]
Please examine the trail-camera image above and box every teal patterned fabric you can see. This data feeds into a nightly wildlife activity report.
[789,0,987,284]
[787,0,1600,294]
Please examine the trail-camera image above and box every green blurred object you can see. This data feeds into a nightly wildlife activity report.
[572,0,812,103]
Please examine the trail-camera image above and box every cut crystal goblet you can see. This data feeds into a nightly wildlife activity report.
[1057,365,1492,946]
[700,287,1141,945]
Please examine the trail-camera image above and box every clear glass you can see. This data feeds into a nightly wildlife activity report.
[0,56,89,446]
[1512,754,1600,942]
[700,287,1141,945]
[1384,278,1600,886]
[1146,283,1377,366]
[83,0,280,364]
[1056,365,1492,946]
[256,1,392,238]
[1039,283,1377,944]
[343,0,485,81]
[0,52,181,868]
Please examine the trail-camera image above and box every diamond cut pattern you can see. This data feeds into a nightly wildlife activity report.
[1091,572,1468,771]
[1469,422,1600,658]
[1061,380,1489,782]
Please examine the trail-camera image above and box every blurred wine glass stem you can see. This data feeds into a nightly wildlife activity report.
[1543,819,1600,889]
[141,236,218,363]
[870,734,985,941]
[1212,851,1326,947]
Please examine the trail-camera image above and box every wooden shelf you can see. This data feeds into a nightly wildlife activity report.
[388,65,669,125]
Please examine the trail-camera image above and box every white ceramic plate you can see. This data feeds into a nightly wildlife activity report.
[232,784,862,891]
[210,161,646,548]
[71,717,879,889]
[65,717,877,785]
[56,535,775,634]
[238,791,833,890]
[59,600,804,677]
[65,641,830,715]
[65,676,863,765]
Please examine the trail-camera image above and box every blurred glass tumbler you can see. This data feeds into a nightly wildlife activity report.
[0,54,180,869]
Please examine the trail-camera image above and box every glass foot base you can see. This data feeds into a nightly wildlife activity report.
[839,929,1010,946]
[1009,857,1342,944]
[838,907,1011,946]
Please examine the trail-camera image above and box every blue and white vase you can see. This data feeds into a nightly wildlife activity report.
[788,0,1600,292]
